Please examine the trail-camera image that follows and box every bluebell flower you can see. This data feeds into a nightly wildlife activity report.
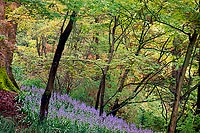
[21,86,152,133]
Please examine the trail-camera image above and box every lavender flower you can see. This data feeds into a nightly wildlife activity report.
[21,86,152,133]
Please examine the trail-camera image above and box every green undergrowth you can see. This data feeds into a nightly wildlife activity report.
[0,116,119,133]
[22,78,45,89]
[0,116,16,133]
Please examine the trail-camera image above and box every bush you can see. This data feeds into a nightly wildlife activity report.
[70,79,98,106]
[137,108,166,132]
[177,112,200,133]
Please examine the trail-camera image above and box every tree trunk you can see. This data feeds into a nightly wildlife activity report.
[194,47,200,132]
[0,0,5,20]
[99,72,106,116]
[94,17,100,60]
[39,11,76,121]
[196,48,200,115]
[168,31,198,133]
[95,82,101,110]
[95,17,117,115]
[0,0,19,92]
[195,0,200,115]
[41,34,47,57]
[36,37,41,56]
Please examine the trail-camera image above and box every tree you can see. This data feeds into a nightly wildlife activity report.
[142,0,199,132]
[0,0,60,92]
[0,0,19,92]
[39,11,76,121]
[195,0,200,116]
[168,31,198,133]
[195,35,200,132]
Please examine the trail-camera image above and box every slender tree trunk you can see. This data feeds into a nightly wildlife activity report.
[195,2,200,131]
[39,11,76,121]
[99,71,106,115]
[196,48,200,115]
[95,17,117,115]
[36,37,41,56]
[94,17,100,59]
[196,0,200,115]
[194,47,200,132]
[168,31,198,133]
[95,83,101,110]
[41,35,47,57]
[93,16,101,110]
[95,66,109,112]
[118,69,130,92]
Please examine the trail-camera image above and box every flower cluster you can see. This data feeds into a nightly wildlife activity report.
[21,86,152,133]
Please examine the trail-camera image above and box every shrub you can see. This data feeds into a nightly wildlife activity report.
[177,112,200,133]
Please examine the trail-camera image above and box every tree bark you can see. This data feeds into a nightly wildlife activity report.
[99,71,106,115]
[194,47,200,132]
[41,34,47,57]
[0,0,5,20]
[36,37,41,56]
[95,82,101,110]
[196,48,200,115]
[168,31,198,133]
[0,0,19,92]
[39,11,76,121]
[195,0,200,116]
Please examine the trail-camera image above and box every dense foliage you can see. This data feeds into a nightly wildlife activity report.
[0,0,199,132]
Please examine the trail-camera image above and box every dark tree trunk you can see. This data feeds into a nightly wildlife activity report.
[95,83,101,110]
[95,17,117,114]
[36,37,41,56]
[168,31,198,133]
[99,69,106,116]
[95,66,107,113]
[41,35,47,57]
[118,69,130,92]
[39,11,76,121]
[111,98,119,116]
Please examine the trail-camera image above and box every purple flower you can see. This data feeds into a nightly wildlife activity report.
[21,86,153,133]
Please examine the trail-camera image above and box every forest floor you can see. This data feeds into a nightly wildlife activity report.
[0,90,28,131]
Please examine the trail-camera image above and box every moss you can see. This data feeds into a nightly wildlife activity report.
[0,67,19,93]
[0,35,5,41]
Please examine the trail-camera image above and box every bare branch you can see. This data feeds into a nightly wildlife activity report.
[156,86,168,124]
[156,20,190,36]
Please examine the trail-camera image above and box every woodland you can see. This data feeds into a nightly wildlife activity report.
[0,0,200,133]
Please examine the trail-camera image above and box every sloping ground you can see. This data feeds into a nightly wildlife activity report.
[0,88,153,132]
